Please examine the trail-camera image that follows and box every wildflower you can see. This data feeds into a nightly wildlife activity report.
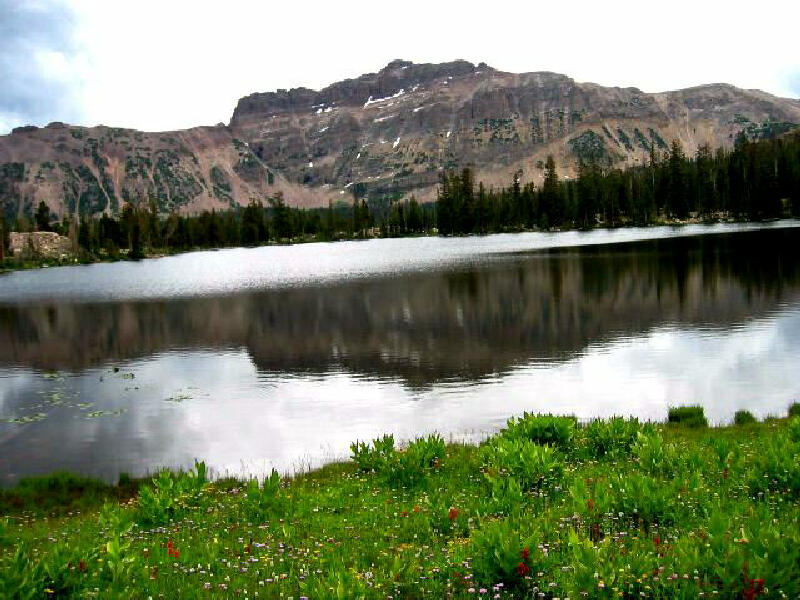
[523,547,530,561]
[449,507,459,521]
[654,536,660,547]
[587,498,595,512]
[78,559,87,573]
[517,562,531,576]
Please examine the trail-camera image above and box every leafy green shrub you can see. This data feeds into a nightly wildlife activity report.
[789,416,800,443]
[481,437,564,491]
[0,517,9,547]
[350,434,395,472]
[0,545,43,598]
[633,431,676,475]
[613,473,677,529]
[710,437,740,472]
[136,460,208,525]
[486,474,525,515]
[383,434,445,488]
[748,436,800,498]
[584,417,651,459]
[405,434,446,469]
[243,469,284,521]
[350,433,445,487]
[734,410,757,425]
[471,519,537,589]
[668,406,708,427]
[502,413,576,447]
[789,402,800,418]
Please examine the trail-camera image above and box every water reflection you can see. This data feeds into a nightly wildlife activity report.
[1,229,799,384]
[1,227,799,483]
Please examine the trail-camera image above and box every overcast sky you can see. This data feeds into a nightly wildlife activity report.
[1,0,799,134]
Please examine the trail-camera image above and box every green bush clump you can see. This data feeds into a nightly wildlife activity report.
[351,433,445,487]
[470,519,538,589]
[136,460,208,525]
[584,417,652,458]
[748,436,800,498]
[734,410,757,425]
[633,430,677,476]
[667,405,708,427]
[789,402,800,418]
[350,434,395,472]
[789,416,800,443]
[384,434,446,487]
[481,437,564,492]
[243,469,283,521]
[502,412,576,447]
[487,473,525,515]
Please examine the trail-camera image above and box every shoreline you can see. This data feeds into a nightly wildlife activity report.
[0,215,774,275]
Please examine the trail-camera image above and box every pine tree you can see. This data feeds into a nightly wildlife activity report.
[35,201,52,232]
[667,139,688,218]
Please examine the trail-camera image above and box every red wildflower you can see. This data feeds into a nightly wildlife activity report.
[78,559,86,573]
[654,536,661,547]
[522,547,530,561]
[587,498,595,512]
[517,562,531,576]
[743,575,765,600]
[449,507,459,521]
[413,505,420,513]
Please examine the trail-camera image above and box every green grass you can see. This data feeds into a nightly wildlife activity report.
[1,411,799,598]
[0,472,142,517]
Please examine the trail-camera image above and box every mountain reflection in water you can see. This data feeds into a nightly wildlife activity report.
[1,226,799,483]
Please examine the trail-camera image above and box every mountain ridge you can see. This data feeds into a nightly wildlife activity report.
[2,60,799,219]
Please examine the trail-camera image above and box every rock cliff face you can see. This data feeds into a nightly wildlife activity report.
[9,231,72,258]
[2,60,799,218]
[0,123,322,219]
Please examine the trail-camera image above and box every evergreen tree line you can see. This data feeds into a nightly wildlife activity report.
[3,195,376,261]
[2,132,799,262]
[436,133,800,234]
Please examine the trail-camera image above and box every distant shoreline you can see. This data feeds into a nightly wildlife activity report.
[0,216,788,276]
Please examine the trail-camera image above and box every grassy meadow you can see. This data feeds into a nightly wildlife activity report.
[1,405,799,598]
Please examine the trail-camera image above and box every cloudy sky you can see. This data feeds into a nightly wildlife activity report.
[1,0,799,134]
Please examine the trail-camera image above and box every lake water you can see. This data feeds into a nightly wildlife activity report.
[1,222,799,484]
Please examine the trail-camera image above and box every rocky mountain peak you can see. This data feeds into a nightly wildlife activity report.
[2,61,799,219]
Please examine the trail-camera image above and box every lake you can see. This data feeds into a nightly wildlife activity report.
[1,221,799,484]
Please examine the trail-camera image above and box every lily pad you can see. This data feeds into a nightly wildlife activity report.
[1,413,48,424]
[85,408,127,419]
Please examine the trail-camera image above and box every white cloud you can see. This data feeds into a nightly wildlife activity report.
[2,0,799,133]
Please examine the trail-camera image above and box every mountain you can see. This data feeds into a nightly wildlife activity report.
[2,60,800,219]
